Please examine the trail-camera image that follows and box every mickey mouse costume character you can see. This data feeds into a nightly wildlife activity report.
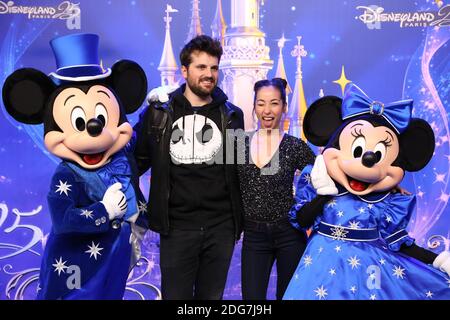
[283,84,450,300]
[2,33,148,299]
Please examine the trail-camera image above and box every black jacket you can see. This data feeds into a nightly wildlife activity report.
[133,86,245,240]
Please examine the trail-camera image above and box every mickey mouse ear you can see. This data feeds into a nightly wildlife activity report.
[109,60,148,114]
[303,96,343,146]
[2,68,55,124]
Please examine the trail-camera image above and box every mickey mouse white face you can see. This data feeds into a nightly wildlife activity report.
[44,85,132,169]
[170,114,222,164]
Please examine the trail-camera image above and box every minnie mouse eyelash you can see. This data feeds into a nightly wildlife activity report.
[381,136,393,147]
[351,127,364,138]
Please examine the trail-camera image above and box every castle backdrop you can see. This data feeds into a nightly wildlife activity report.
[0,0,449,299]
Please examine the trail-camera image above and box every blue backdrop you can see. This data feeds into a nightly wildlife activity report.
[0,0,449,299]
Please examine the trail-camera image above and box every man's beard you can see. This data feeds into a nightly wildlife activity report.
[187,77,217,98]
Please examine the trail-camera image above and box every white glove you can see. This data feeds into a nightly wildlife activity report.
[311,155,338,196]
[101,182,127,220]
[146,85,178,103]
[433,251,450,277]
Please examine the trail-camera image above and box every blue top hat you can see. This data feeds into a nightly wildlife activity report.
[49,33,111,82]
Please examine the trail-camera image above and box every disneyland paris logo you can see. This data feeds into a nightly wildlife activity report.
[0,1,81,29]
[356,4,450,29]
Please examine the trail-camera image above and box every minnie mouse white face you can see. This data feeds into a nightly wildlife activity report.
[44,85,132,169]
[170,114,222,164]
[303,85,435,198]
[323,120,404,195]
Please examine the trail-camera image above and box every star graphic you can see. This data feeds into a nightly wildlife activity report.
[417,190,425,198]
[331,226,348,240]
[303,174,312,185]
[314,285,328,300]
[326,199,337,208]
[138,201,147,214]
[392,265,406,279]
[350,286,357,293]
[55,180,72,196]
[294,273,299,280]
[52,257,68,276]
[80,209,94,219]
[367,204,374,210]
[385,215,393,223]
[437,191,450,204]
[329,268,336,276]
[425,101,436,111]
[303,255,313,267]
[369,273,376,280]
[337,210,344,218]
[434,172,446,184]
[370,294,377,300]
[85,241,104,260]
[379,258,386,265]
[333,65,352,96]
[349,221,361,229]
[358,207,366,214]
[348,256,361,269]
[425,291,433,298]
[335,245,342,253]
[318,247,324,253]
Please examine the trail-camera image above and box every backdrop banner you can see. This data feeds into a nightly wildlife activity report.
[0,0,449,300]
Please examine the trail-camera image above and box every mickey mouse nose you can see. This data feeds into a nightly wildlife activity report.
[86,118,103,137]
[362,151,377,168]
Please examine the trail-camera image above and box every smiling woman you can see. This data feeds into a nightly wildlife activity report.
[237,77,316,300]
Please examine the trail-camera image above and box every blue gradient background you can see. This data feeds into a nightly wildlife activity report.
[0,0,448,299]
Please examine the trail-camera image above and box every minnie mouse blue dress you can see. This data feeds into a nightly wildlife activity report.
[283,165,450,300]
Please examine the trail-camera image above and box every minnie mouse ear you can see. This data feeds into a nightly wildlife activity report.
[303,96,343,146]
[399,118,435,172]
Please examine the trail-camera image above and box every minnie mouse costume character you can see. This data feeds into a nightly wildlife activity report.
[2,34,148,299]
[283,84,450,300]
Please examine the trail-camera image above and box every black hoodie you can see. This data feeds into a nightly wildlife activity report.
[168,85,232,229]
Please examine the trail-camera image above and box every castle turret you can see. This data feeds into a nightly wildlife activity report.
[186,0,203,43]
[220,0,273,131]
[288,36,308,140]
[274,34,292,132]
[274,34,292,94]
[211,0,227,46]
[158,4,178,86]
